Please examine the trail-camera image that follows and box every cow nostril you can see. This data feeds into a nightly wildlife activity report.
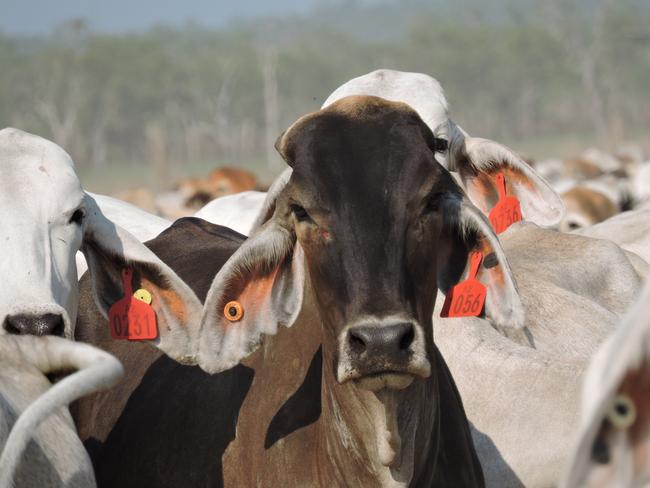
[399,324,415,350]
[3,319,20,335]
[348,330,367,353]
[50,317,65,337]
[3,313,66,337]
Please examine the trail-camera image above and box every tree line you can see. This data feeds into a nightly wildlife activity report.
[0,0,648,178]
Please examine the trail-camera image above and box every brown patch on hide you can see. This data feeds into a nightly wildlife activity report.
[562,187,617,225]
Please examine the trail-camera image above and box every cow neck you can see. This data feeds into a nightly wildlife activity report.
[317,343,440,487]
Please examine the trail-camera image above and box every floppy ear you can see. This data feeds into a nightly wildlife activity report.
[447,120,564,227]
[80,194,203,365]
[437,188,525,334]
[197,168,304,374]
[197,216,304,373]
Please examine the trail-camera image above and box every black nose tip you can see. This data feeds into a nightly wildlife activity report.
[3,313,65,337]
[348,322,415,356]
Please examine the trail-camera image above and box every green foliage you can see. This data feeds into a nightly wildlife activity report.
[0,0,648,189]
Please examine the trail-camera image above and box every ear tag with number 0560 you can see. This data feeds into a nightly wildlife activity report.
[488,173,522,234]
[440,252,487,318]
[108,269,158,341]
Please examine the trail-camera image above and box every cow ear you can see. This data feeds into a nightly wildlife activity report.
[437,190,525,335]
[80,194,203,365]
[448,121,564,227]
[197,216,305,374]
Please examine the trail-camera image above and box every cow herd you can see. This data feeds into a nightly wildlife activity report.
[0,69,648,487]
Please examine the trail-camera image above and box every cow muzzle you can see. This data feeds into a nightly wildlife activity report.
[337,318,431,391]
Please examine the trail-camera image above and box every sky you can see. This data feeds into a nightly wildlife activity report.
[0,0,326,34]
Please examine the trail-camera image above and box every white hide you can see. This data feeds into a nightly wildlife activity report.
[576,207,650,263]
[0,335,123,488]
[75,193,171,277]
[194,190,266,236]
[0,128,84,336]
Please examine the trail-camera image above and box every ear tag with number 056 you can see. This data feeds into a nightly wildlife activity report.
[108,269,158,341]
[488,173,522,234]
[440,252,487,318]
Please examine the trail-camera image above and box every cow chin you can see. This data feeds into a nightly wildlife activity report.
[355,372,415,392]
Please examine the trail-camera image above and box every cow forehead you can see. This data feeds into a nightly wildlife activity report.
[291,97,437,197]
[0,128,83,211]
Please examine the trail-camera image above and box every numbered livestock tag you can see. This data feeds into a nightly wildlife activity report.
[488,173,522,234]
[108,269,158,341]
[440,252,487,318]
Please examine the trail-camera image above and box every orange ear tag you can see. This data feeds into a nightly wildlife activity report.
[488,173,522,234]
[108,269,158,341]
[224,301,244,322]
[440,252,487,318]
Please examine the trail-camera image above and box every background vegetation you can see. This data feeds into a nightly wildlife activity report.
[1,0,649,192]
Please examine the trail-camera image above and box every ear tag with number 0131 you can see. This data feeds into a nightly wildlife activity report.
[488,173,522,234]
[108,269,158,341]
[440,252,487,318]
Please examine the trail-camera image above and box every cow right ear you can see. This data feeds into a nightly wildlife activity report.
[81,194,204,365]
[448,121,564,227]
[436,186,526,337]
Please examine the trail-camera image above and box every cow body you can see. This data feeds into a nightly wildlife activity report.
[576,207,650,263]
[561,280,650,487]
[75,217,481,487]
[435,221,646,487]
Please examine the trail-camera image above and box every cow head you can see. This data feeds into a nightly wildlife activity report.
[562,283,650,488]
[323,69,565,227]
[198,97,524,385]
[0,128,202,365]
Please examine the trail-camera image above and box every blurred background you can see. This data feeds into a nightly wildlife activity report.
[1,0,649,217]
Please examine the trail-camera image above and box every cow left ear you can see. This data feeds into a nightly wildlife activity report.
[447,121,565,227]
[80,194,203,365]
[437,190,525,335]
[197,216,305,374]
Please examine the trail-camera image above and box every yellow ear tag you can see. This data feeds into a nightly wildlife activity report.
[133,288,153,305]
[224,301,244,322]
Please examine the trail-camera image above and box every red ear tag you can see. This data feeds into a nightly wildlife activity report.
[488,173,522,234]
[108,269,158,341]
[440,252,487,318]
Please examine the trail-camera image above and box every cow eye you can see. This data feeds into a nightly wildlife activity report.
[68,208,85,225]
[290,204,311,223]
[424,192,445,213]
[434,138,448,153]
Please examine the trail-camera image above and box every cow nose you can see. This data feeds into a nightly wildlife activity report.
[348,322,415,357]
[3,313,65,337]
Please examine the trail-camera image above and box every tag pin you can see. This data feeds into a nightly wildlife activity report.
[224,301,244,322]
[133,288,153,305]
